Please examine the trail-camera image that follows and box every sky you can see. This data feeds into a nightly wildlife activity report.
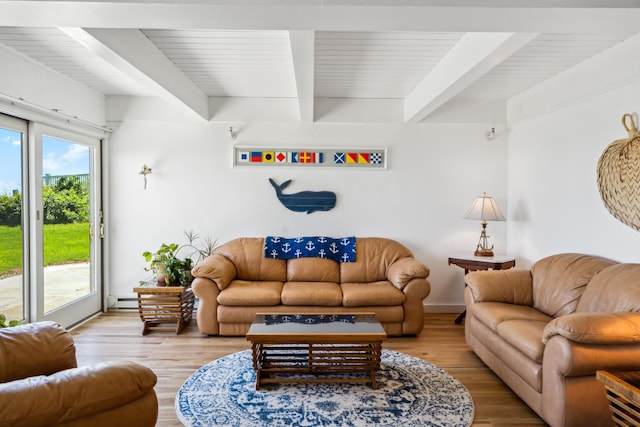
[0,128,89,195]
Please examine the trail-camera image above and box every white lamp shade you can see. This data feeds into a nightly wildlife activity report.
[464,193,505,221]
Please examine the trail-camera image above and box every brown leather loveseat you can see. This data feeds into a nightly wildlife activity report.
[464,253,640,427]
[0,321,158,427]
[191,237,431,336]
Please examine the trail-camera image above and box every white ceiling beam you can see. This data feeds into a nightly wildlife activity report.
[289,31,315,122]
[404,32,538,123]
[2,2,640,33]
[60,28,209,121]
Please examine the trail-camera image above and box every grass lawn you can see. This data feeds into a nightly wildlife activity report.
[0,223,89,277]
[0,225,22,276]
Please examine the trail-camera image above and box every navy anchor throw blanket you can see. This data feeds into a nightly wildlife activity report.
[264,236,356,262]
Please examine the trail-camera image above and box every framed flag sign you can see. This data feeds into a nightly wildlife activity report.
[233,146,387,169]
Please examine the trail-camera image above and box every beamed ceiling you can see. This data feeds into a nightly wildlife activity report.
[0,1,638,122]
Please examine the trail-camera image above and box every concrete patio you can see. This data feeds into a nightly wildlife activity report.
[0,262,91,319]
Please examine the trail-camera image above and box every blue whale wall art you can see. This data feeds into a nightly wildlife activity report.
[269,178,336,214]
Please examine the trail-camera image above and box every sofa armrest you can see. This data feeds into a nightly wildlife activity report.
[0,360,157,427]
[542,335,640,427]
[543,312,640,345]
[402,277,431,300]
[0,321,76,383]
[544,334,640,378]
[387,257,430,290]
[191,277,221,335]
[465,269,533,305]
[401,277,431,335]
[191,253,237,290]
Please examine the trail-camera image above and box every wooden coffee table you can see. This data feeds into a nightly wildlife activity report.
[246,313,387,389]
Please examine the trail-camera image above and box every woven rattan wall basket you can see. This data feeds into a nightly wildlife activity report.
[597,113,640,231]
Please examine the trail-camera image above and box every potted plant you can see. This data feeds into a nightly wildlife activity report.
[142,242,180,286]
[166,256,193,286]
[177,230,218,265]
[142,231,217,286]
[0,313,21,328]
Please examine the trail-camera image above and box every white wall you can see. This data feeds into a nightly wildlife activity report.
[507,34,640,267]
[106,97,509,311]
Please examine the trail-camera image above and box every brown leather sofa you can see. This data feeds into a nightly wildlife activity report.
[464,253,640,427]
[191,237,431,336]
[0,321,158,427]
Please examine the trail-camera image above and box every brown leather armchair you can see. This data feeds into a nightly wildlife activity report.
[0,321,158,427]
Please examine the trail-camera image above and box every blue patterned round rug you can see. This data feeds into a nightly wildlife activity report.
[176,349,474,427]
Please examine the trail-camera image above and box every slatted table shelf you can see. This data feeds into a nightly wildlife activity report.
[133,284,194,335]
[251,342,383,388]
[597,370,640,427]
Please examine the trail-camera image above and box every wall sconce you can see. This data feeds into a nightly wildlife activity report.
[485,127,496,141]
[229,126,237,141]
[139,164,152,190]
[463,192,505,257]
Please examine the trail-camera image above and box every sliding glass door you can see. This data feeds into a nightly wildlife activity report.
[0,114,102,327]
[0,115,27,323]
[33,124,102,326]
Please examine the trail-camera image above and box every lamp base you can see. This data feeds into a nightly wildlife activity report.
[474,221,495,257]
[474,248,494,257]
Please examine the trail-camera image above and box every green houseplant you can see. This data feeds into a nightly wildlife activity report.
[142,231,217,286]
[166,256,193,286]
[0,313,21,328]
[178,230,218,265]
[142,242,180,286]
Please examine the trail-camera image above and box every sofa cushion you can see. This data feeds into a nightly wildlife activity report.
[215,238,286,282]
[340,237,413,283]
[281,282,342,306]
[530,253,617,317]
[286,258,340,282]
[467,315,543,393]
[496,320,548,363]
[341,281,405,307]
[470,301,552,332]
[217,280,282,306]
[576,263,640,313]
[466,269,534,305]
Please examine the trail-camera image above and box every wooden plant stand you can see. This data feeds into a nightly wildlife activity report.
[133,283,194,335]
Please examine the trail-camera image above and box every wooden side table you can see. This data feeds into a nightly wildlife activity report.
[133,282,195,335]
[448,254,516,324]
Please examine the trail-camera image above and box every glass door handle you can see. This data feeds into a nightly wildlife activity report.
[98,210,104,239]
[90,223,94,239]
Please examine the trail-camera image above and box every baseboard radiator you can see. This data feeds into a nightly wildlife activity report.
[106,297,200,311]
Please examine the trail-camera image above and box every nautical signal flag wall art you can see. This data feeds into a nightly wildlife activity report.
[233,147,386,169]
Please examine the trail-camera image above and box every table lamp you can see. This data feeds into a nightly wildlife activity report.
[464,192,505,257]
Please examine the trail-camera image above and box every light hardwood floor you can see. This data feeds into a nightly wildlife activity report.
[70,312,547,427]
